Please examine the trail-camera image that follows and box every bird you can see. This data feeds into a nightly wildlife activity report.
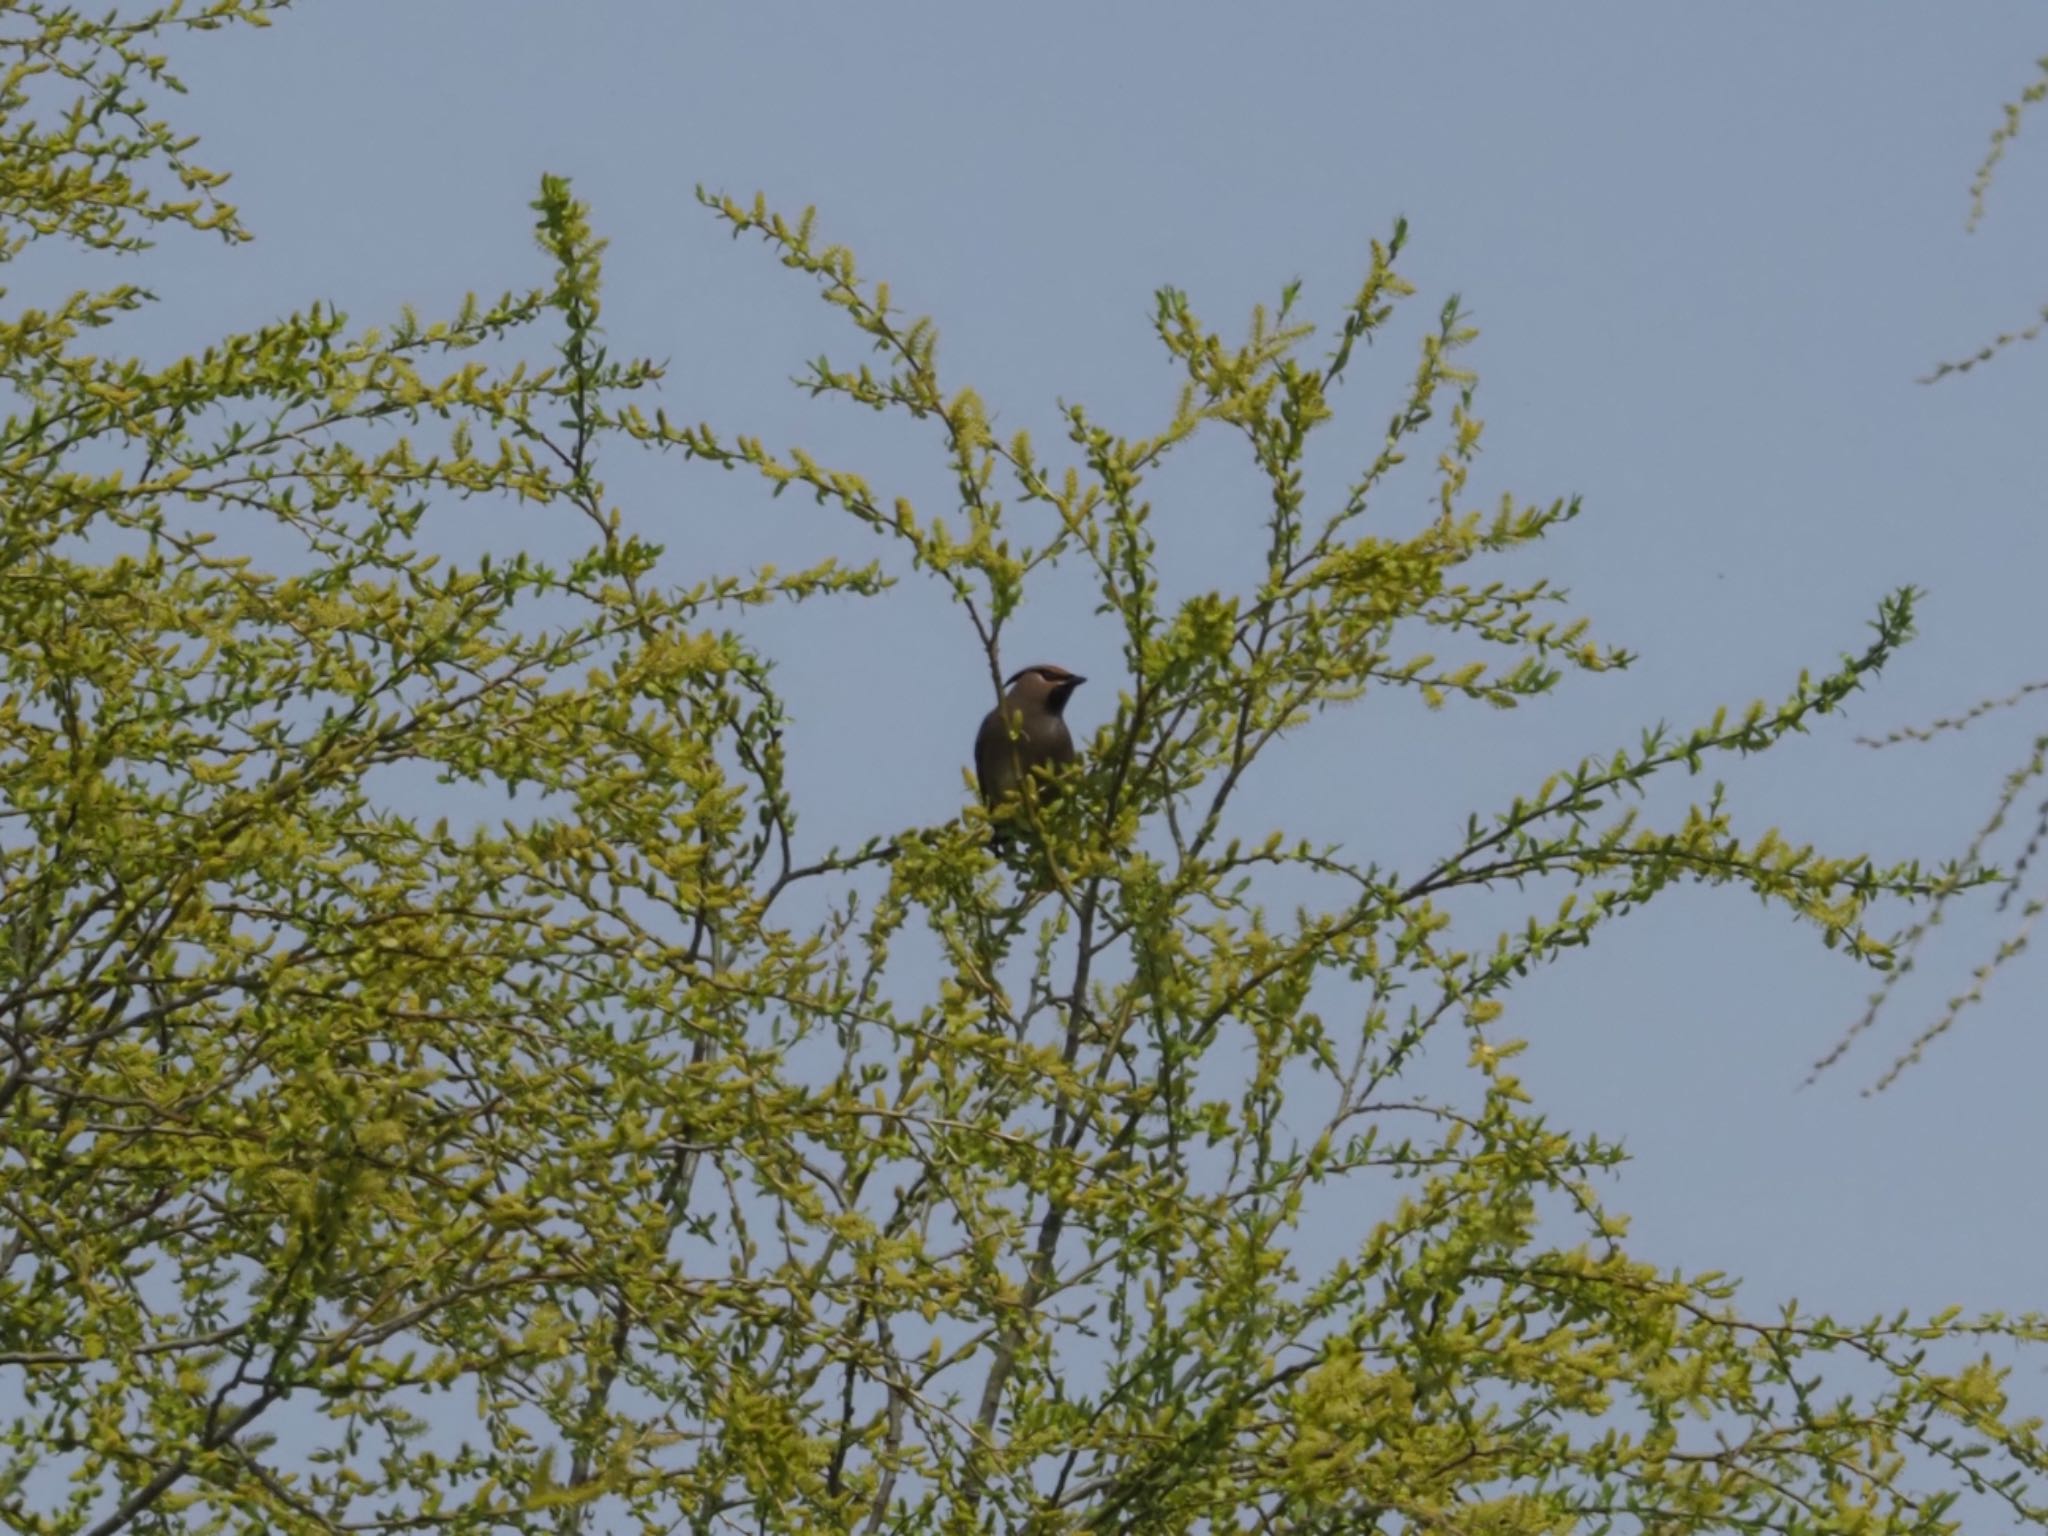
[974,663,1085,845]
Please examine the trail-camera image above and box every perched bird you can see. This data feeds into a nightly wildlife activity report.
[974,663,1085,843]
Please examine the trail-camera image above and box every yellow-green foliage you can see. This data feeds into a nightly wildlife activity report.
[1,8,2043,1535]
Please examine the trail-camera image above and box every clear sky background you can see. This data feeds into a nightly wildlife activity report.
[109,3,2048,1395]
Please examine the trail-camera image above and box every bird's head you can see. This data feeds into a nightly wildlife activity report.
[1005,663,1086,715]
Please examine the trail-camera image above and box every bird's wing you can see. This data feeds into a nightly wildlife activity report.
[973,708,1016,805]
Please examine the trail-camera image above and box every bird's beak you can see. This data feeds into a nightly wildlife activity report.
[1070,675,1087,686]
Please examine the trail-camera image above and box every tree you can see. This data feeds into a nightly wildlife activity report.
[1920,52,2048,386]
[1809,50,2048,1094]
[4,7,2045,1533]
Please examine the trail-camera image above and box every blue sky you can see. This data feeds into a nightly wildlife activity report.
[125,2,2047,1373]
